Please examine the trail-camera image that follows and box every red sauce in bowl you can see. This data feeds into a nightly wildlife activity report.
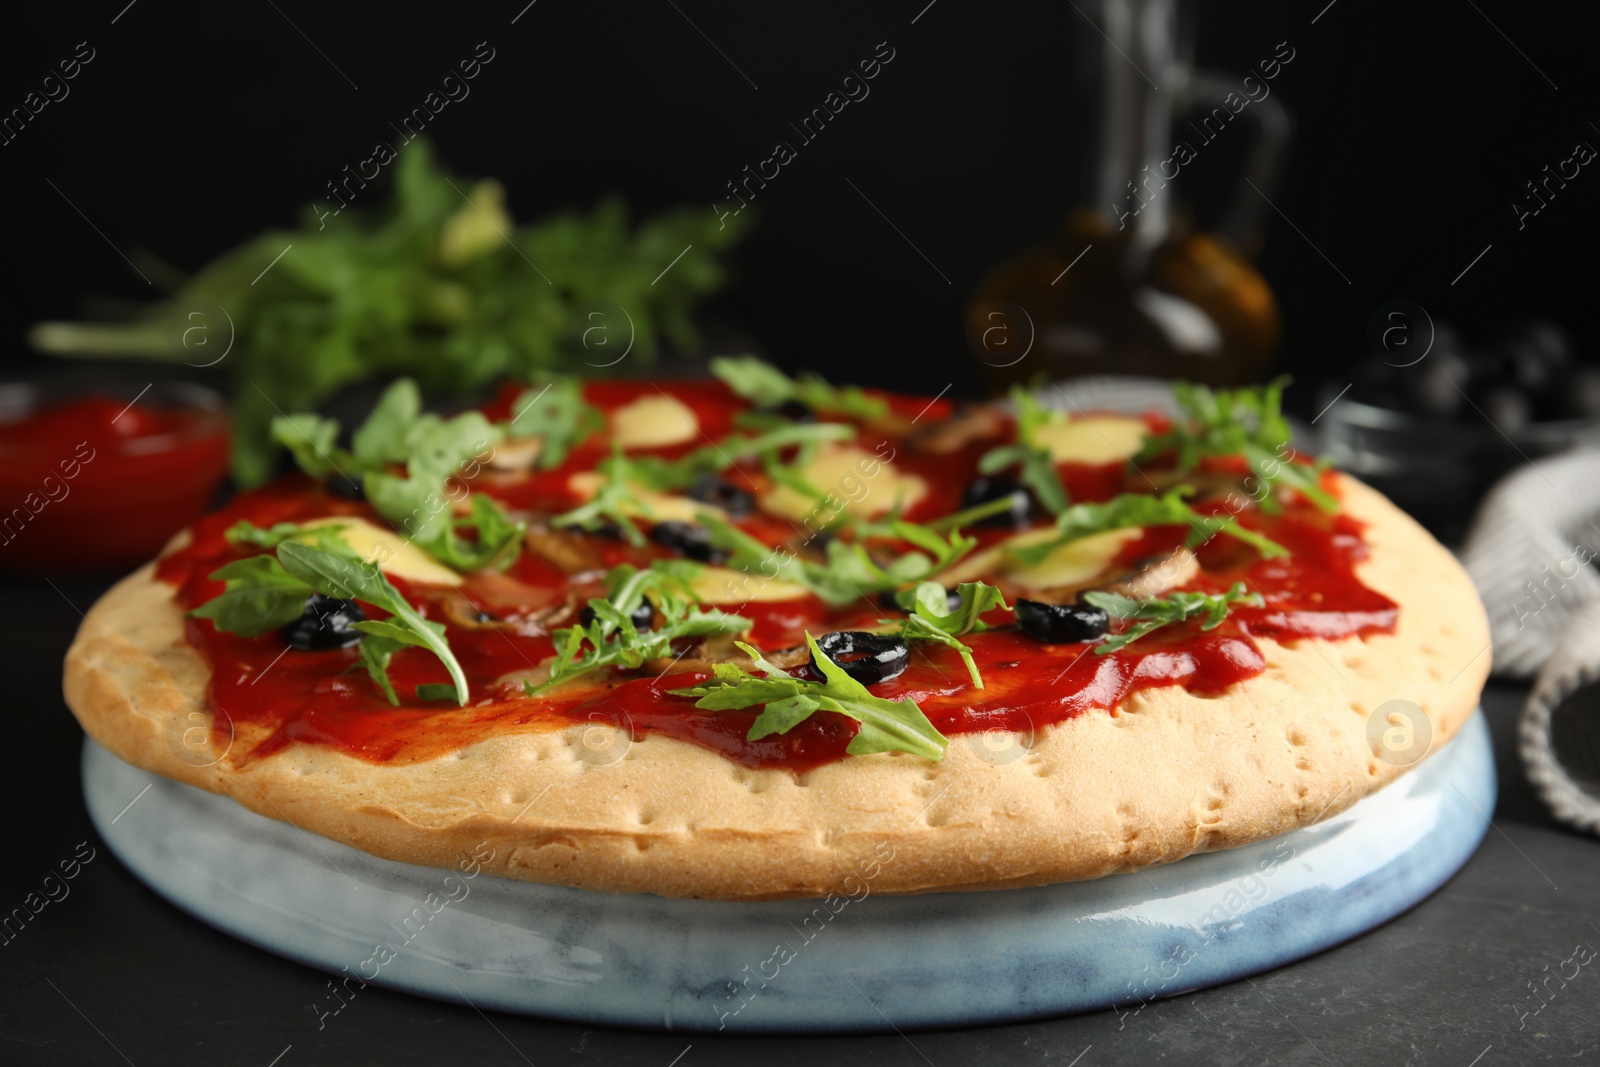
[0,385,229,570]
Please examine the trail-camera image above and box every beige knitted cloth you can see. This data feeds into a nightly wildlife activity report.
[1461,449,1600,834]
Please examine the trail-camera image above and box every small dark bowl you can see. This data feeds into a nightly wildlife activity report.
[1318,389,1600,544]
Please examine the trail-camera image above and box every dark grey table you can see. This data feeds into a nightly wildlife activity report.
[4,572,1597,1066]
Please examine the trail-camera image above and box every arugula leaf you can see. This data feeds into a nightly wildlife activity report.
[620,422,854,493]
[422,493,526,572]
[275,541,470,706]
[396,411,502,486]
[923,494,1028,532]
[668,634,948,761]
[1082,582,1264,654]
[507,378,603,470]
[1135,378,1337,514]
[269,413,350,480]
[362,408,507,552]
[33,139,752,488]
[710,356,888,418]
[269,377,522,572]
[758,435,830,508]
[525,563,750,694]
[415,682,460,702]
[696,512,977,606]
[889,581,1009,688]
[886,520,979,574]
[1007,489,1288,566]
[348,617,452,704]
[354,631,404,703]
[977,386,1070,515]
[351,378,422,465]
[225,519,352,554]
[585,559,703,643]
[199,525,475,705]
[550,446,653,546]
[190,556,315,638]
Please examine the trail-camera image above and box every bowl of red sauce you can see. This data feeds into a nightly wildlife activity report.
[0,380,230,571]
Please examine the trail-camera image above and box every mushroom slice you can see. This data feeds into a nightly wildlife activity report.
[431,577,580,635]
[523,522,607,576]
[646,636,811,676]
[1100,546,1200,599]
[488,436,543,472]
[1017,545,1201,605]
[905,402,1007,454]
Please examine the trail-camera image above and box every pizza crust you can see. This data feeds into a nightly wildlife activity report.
[63,476,1490,900]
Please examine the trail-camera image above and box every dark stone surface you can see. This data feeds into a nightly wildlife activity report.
[3,571,1597,1065]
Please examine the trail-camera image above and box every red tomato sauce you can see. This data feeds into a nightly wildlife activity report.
[0,392,229,569]
[154,381,1395,772]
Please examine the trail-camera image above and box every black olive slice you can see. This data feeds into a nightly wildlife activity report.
[282,594,366,651]
[960,474,1032,527]
[813,631,910,685]
[650,520,728,564]
[579,599,654,630]
[687,473,755,518]
[568,519,624,539]
[760,398,815,423]
[1014,598,1108,644]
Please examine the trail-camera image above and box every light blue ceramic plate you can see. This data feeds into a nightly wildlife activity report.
[83,711,1494,1033]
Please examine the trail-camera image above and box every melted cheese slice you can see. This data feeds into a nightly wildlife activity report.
[761,445,925,522]
[688,566,810,604]
[1033,415,1148,465]
[610,395,700,449]
[303,517,463,587]
[565,472,711,524]
[942,527,1140,591]
[562,476,810,603]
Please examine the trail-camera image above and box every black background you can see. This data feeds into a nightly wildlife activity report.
[5,3,1600,1064]
[2,0,1599,406]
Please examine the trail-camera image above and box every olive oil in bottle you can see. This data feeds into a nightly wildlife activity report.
[967,0,1280,392]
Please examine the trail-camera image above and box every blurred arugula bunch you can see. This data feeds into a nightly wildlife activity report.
[30,139,751,485]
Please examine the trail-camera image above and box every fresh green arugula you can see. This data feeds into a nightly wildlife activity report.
[360,407,500,538]
[1134,378,1337,514]
[710,356,888,418]
[269,377,527,571]
[619,422,854,493]
[922,494,1027,532]
[524,561,750,694]
[350,377,424,465]
[1007,489,1288,566]
[190,555,322,637]
[668,633,948,761]
[507,378,603,470]
[225,519,352,554]
[423,493,525,571]
[697,511,977,606]
[1082,582,1264,654]
[758,436,829,506]
[192,540,470,706]
[269,414,348,482]
[549,446,653,546]
[33,139,751,486]
[977,386,1071,516]
[889,581,1010,689]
